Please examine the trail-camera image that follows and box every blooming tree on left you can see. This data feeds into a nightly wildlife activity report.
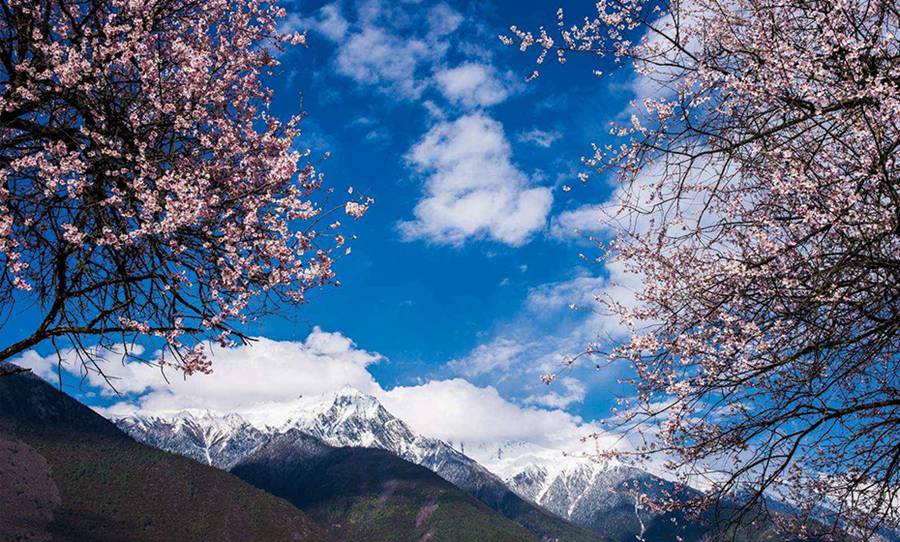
[0,0,369,380]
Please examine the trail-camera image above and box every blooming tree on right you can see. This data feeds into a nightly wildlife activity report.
[507,0,899,538]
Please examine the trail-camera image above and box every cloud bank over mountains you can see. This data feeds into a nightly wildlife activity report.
[18,327,604,462]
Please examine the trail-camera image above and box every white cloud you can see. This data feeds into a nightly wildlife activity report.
[399,113,552,246]
[448,337,527,378]
[528,263,644,341]
[294,3,349,42]
[525,377,586,408]
[335,27,434,97]
[549,203,607,239]
[435,63,512,108]
[304,1,462,98]
[517,128,562,148]
[549,157,700,242]
[425,3,464,37]
[16,329,616,471]
[19,328,382,415]
[450,152,728,396]
[299,2,519,109]
[379,378,633,475]
[437,264,643,411]
[525,272,609,312]
[380,378,586,448]
[18,345,160,396]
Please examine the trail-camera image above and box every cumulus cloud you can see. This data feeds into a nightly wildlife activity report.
[399,113,552,246]
[335,27,436,97]
[435,63,513,108]
[295,3,533,246]
[517,128,562,148]
[18,328,382,415]
[380,378,587,448]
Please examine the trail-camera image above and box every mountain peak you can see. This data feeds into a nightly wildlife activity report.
[329,386,382,413]
[333,384,369,398]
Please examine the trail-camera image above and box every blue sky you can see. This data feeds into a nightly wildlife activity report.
[268,0,635,414]
[16,0,647,456]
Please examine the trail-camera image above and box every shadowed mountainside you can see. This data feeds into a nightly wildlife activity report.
[232,429,550,542]
[0,364,327,542]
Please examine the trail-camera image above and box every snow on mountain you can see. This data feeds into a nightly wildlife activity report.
[113,386,661,539]
[503,457,660,528]
[115,408,268,469]
[114,386,520,496]
[465,438,661,528]
[114,386,604,541]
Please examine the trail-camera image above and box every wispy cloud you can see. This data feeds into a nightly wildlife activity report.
[525,377,586,409]
[448,337,529,379]
[517,128,562,148]
[549,203,607,239]
[302,1,463,99]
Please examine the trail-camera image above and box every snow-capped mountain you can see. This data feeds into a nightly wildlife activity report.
[500,456,668,539]
[113,387,603,542]
[112,388,845,542]
[115,409,267,469]
[115,387,496,482]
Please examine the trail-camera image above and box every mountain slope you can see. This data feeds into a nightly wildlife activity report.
[116,409,267,469]
[502,458,689,542]
[501,455,845,542]
[232,429,541,542]
[116,388,603,542]
[0,364,327,542]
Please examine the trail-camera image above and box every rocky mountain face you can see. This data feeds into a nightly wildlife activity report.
[501,458,704,542]
[115,409,267,469]
[499,455,847,542]
[114,387,603,542]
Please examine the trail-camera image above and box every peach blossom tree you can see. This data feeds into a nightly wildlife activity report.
[0,0,369,380]
[508,0,899,538]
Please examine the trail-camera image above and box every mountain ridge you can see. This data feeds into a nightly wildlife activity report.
[113,384,846,542]
[114,387,605,542]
